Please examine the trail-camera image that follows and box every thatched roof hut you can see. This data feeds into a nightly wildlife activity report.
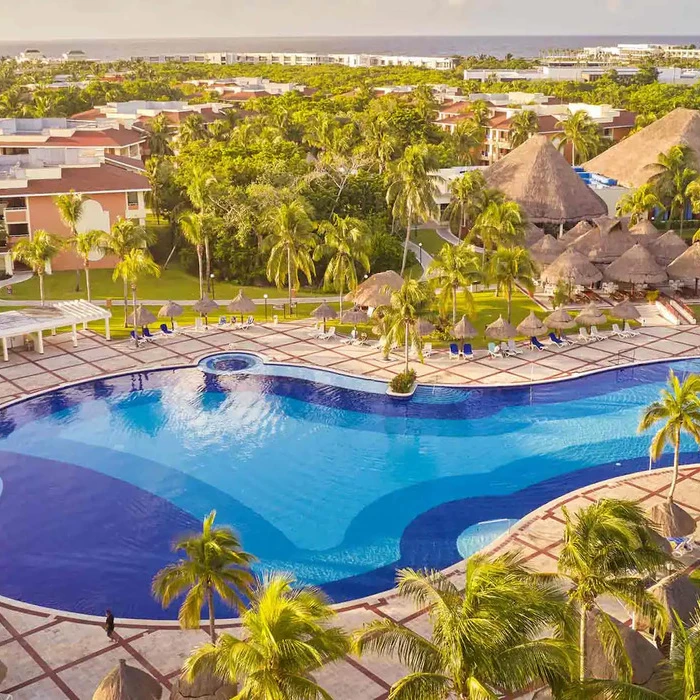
[576,302,607,327]
[667,243,700,292]
[648,230,689,266]
[649,501,697,538]
[649,573,700,630]
[453,315,477,339]
[540,248,603,286]
[348,270,403,307]
[517,311,547,336]
[529,234,565,266]
[583,108,700,187]
[483,135,608,224]
[610,300,641,320]
[544,308,577,330]
[169,672,237,700]
[93,659,162,700]
[524,222,545,247]
[630,219,662,243]
[485,316,518,340]
[559,220,594,246]
[341,306,369,325]
[604,243,668,285]
[570,216,635,264]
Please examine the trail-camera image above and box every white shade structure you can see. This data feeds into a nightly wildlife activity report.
[485,315,518,340]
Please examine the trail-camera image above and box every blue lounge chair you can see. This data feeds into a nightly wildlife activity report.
[130,330,145,346]
[530,336,546,351]
[462,343,473,358]
[142,327,157,342]
[160,323,174,335]
[549,332,564,347]
[449,343,460,360]
[218,316,228,327]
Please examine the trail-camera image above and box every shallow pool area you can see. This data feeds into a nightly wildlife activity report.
[0,353,699,620]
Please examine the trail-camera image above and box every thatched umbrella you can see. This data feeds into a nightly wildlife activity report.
[571,216,635,264]
[630,219,662,243]
[415,318,435,336]
[529,234,565,266]
[310,301,337,333]
[92,658,162,700]
[540,249,603,286]
[193,296,219,326]
[170,671,237,700]
[604,243,668,290]
[127,304,157,328]
[485,315,518,340]
[610,299,641,320]
[524,221,545,247]
[341,306,369,325]
[516,311,547,337]
[648,230,688,266]
[649,573,700,630]
[648,501,696,538]
[559,220,593,246]
[544,308,577,333]
[576,302,607,327]
[227,289,257,323]
[348,270,403,308]
[453,315,477,339]
[667,242,700,295]
[157,301,183,330]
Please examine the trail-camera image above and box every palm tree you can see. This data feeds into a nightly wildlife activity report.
[638,370,700,505]
[184,165,217,291]
[152,511,255,644]
[11,230,62,305]
[111,247,160,330]
[652,145,697,230]
[428,243,480,325]
[488,246,537,322]
[615,183,665,226]
[442,170,488,238]
[55,190,85,292]
[387,144,440,275]
[509,109,540,149]
[558,499,670,682]
[183,573,349,698]
[380,278,429,371]
[102,218,154,326]
[556,110,603,166]
[145,157,166,224]
[72,229,105,303]
[315,214,370,316]
[179,113,209,146]
[353,552,572,700]
[146,113,173,156]
[360,116,397,174]
[263,199,316,310]
[472,200,525,262]
[669,168,699,234]
[451,118,484,165]
[178,210,206,299]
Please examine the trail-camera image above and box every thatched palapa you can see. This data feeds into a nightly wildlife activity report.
[667,242,700,293]
[559,220,593,246]
[604,243,668,285]
[540,248,603,286]
[170,671,237,700]
[483,135,608,224]
[576,302,607,327]
[610,300,641,320]
[92,658,162,700]
[630,219,661,243]
[570,216,635,264]
[341,306,369,325]
[544,308,577,330]
[516,311,547,336]
[127,305,156,326]
[453,315,477,338]
[348,270,403,307]
[649,573,700,630]
[485,316,518,340]
[649,501,697,538]
[529,234,565,266]
[648,230,688,266]
[524,222,545,247]
[227,290,257,316]
[193,296,219,315]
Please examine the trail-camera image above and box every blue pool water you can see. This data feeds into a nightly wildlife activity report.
[1,353,699,620]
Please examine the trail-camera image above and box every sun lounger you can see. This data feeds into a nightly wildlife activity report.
[319,327,336,341]
[507,339,523,355]
[423,342,433,358]
[530,336,546,351]
[340,329,358,345]
[488,342,503,359]
[218,316,228,327]
[548,332,564,348]
[142,327,157,342]
[624,321,639,337]
[611,323,628,339]
[590,325,608,341]
[669,536,695,558]
[130,330,145,346]
[578,327,593,343]
[559,332,573,346]
[462,343,473,359]
[449,343,460,360]
[160,323,174,335]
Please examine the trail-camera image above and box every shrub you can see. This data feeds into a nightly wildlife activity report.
[646,289,660,304]
[389,369,417,394]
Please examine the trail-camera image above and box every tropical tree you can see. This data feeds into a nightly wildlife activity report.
[450,118,484,165]
[387,144,440,274]
[638,370,700,505]
[353,552,572,700]
[112,247,160,329]
[145,157,166,224]
[55,190,85,292]
[558,499,670,682]
[178,210,207,299]
[470,99,490,130]
[556,110,603,166]
[359,115,398,174]
[488,246,537,322]
[262,199,316,309]
[71,229,105,303]
[669,167,699,234]
[102,218,154,326]
[11,230,63,305]
[179,113,209,146]
[183,164,217,291]
[442,170,488,238]
[428,243,480,324]
[471,200,525,261]
[315,214,370,316]
[146,112,173,157]
[183,573,349,698]
[509,109,540,149]
[152,510,255,644]
[615,183,665,226]
[652,145,698,231]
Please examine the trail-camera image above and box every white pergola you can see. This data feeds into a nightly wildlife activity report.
[0,301,111,361]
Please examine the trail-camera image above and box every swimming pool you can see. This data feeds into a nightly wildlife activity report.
[0,353,699,620]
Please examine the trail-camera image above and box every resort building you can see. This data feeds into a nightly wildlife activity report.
[0,148,149,274]
[541,43,700,66]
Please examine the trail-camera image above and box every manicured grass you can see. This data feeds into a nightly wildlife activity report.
[411,228,449,258]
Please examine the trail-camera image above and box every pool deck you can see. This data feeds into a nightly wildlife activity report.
[2,321,700,698]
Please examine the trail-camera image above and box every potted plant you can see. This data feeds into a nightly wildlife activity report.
[387,368,417,398]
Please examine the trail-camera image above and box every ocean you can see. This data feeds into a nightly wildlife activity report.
[1,35,699,61]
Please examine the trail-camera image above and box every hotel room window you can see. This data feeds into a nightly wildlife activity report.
[127,192,139,208]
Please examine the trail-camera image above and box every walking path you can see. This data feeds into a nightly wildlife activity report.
[0,271,32,290]
[406,240,434,279]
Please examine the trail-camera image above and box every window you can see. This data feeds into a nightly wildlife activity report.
[8,223,29,237]
[127,192,139,207]
[0,197,27,210]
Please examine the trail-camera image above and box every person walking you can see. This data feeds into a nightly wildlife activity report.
[105,609,115,641]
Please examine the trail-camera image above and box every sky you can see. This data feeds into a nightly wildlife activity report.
[0,0,694,41]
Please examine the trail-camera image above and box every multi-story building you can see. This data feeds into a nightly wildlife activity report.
[70,101,230,129]
[541,43,700,66]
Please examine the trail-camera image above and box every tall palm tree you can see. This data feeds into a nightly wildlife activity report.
[55,190,85,292]
[183,573,349,698]
[315,214,370,316]
[558,499,670,682]
[556,110,602,166]
[380,278,429,371]
[669,168,699,234]
[184,165,217,291]
[360,116,397,174]
[615,183,665,226]
[470,99,490,130]
[178,210,206,299]
[111,247,160,330]
[353,552,572,700]
[428,243,480,325]
[638,370,700,505]
[102,218,154,326]
[11,230,63,305]
[387,144,440,275]
[451,118,484,165]
[72,229,105,303]
[472,200,525,261]
[152,511,255,644]
[488,246,537,322]
[179,113,209,146]
[442,170,488,238]
[652,145,697,230]
[145,157,166,224]
[263,199,316,310]
[146,112,173,157]
[509,109,540,149]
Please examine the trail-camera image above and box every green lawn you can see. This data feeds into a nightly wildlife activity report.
[412,228,450,258]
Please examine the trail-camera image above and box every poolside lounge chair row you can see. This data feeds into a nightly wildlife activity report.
[577,322,639,344]
[130,324,179,346]
[216,316,255,330]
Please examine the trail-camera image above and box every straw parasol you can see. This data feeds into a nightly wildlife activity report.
[516,311,547,337]
[341,306,369,325]
[453,315,478,339]
[667,242,700,294]
[310,301,337,334]
[170,671,237,700]
[348,270,403,308]
[483,135,608,224]
[630,219,662,243]
[92,658,162,700]
[524,221,545,247]
[540,248,603,286]
[193,296,219,323]
[648,501,697,538]
[544,307,577,331]
[610,299,641,320]
[415,318,436,336]
[529,234,565,266]
[227,289,257,322]
[559,220,593,246]
[575,302,607,327]
[127,304,156,327]
[157,301,183,330]
[485,315,518,340]
[648,230,689,266]
[649,573,700,630]
[604,243,668,287]
[570,216,635,264]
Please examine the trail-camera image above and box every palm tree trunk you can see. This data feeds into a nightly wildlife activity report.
[196,246,204,299]
[75,268,81,293]
[39,272,45,306]
[680,205,685,235]
[404,321,409,373]
[204,236,212,293]
[131,285,138,331]
[339,281,343,318]
[452,286,457,325]
[579,606,587,681]
[669,435,681,504]
[123,277,128,328]
[85,262,91,303]
[401,216,411,276]
[207,587,216,643]
[507,282,513,323]
[287,247,293,312]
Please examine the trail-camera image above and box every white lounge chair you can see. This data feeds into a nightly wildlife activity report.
[578,327,593,343]
[590,325,608,341]
[319,326,336,341]
[423,342,433,358]
[624,321,639,337]
[507,339,523,355]
[611,323,628,339]
[488,342,503,359]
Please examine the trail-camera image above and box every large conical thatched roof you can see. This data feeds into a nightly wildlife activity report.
[483,135,608,224]
[348,270,403,307]
[648,230,689,266]
[583,108,700,187]
[529,234,565,266]
[667,242,700,281]
[649,501,697,538]
[93,659,162,700]
[540,248,603,286]
[649,573,700,630]
[570,216,635,264]
[604,243,668,285]
[630,219,661,242]
[559,220,594,246]
[524,221,545,247]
